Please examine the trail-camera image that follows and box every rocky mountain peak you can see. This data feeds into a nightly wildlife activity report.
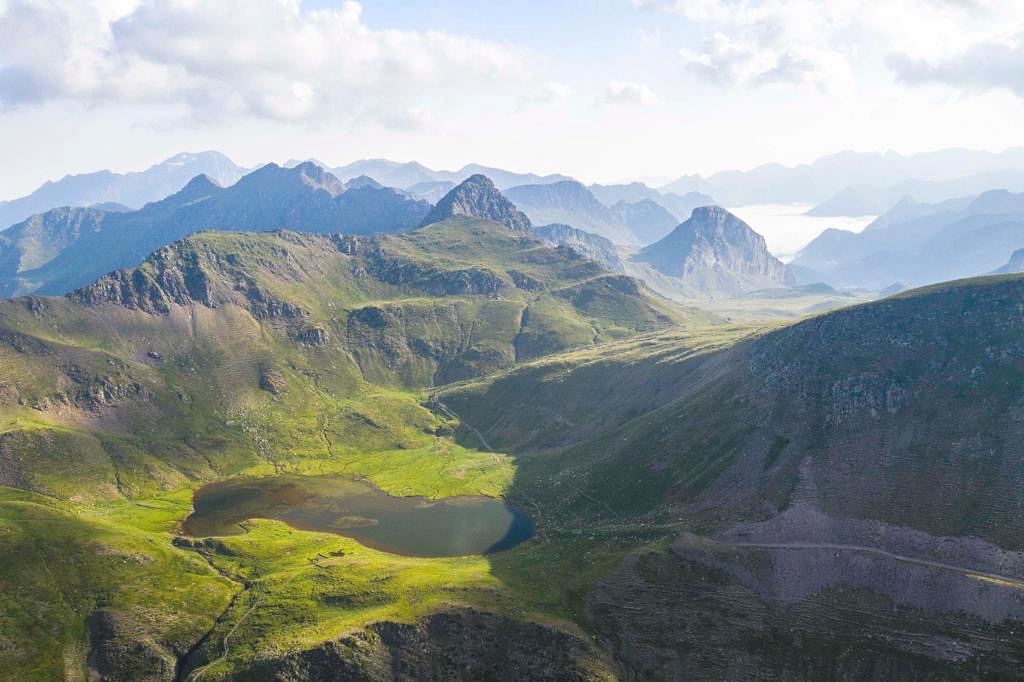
[292,161,347,195]
[179,173,222,195]
[420,174,532,231]
[632,205,794,297]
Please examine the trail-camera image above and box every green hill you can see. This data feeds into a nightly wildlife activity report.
[0,218,706,679]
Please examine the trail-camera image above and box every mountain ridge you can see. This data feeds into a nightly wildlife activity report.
[0,151,246,230]
[0,163,431,297]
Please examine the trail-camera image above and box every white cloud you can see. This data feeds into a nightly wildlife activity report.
[0,0,532,125]
[599,81,662,107]
[891,34,1024,97]
[640,0,1024,95]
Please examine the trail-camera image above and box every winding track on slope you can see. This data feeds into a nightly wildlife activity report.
[693,540,1024,590]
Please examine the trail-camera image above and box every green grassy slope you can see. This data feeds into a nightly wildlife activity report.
[0,218,701,679]
[6,217,1024,678]
[443,274,1024,545]
[444,275,1024,679]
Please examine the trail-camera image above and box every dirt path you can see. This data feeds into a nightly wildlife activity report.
[713,540,1024,590]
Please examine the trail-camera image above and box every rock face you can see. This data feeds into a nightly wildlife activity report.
[632,206,794,297]
[420,175,532,231]
[533,223,624,273]
[250,610,613,681]
[86,610,176,682]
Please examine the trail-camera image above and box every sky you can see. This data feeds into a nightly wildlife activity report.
[2,0,1024,198]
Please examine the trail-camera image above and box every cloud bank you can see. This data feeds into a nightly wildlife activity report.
[0,0,531,126]
[642,0,1024,96]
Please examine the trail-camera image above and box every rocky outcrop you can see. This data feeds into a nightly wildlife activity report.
[247,610,612,681]
[292,326,329,347]
[364,248,507,296]
[420,175,532,231]
[69,246,217,313]
[86,609,177,682]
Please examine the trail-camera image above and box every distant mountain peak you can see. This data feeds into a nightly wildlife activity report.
[157,173,224,208]
[420,174,532,231]
[245,162,346,196]
[992,248,1024,275]
[632,205,793,297]
[181,173,223,193]
[0,151,246,230]
[345,175,384,190]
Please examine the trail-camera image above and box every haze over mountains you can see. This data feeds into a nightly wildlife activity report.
[661,147,1024,210]
[0,152,246,229]
[793,189,1024,288]
[11,147,1024,238]
[9,146,1024,305]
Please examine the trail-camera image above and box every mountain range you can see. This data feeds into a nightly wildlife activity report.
[505,180,710,246]
[11,146,1024,242]
[806,170,1024,217]
[323,158,574,191]
[4,147,1024,678]
[0,163,429,297]
[792,189,1024,288]
[661,147,1024,208]
[0,151,246,230]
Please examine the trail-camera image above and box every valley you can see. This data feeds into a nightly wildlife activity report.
[2,168,1024,680]
[8,2,1024,678]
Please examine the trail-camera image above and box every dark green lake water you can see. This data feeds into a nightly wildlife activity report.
[181,474,533,557]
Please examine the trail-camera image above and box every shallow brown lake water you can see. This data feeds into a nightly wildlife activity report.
[181,474,533,557]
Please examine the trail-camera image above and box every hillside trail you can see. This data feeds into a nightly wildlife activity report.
[681,538,1024,590]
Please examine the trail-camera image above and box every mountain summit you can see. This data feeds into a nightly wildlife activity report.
[420,175,532,231]
[631,206,794,298]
